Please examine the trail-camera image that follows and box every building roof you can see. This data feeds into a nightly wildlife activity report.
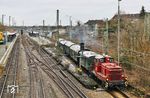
[85,20,105,25]
[111,14,140,20]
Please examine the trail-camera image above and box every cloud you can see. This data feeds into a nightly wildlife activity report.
[0,0,150,25]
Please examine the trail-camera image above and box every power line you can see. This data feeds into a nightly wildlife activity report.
[121,48,150,56]
[121,61,150,72]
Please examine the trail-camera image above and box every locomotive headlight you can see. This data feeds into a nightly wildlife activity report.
[106,78,109,81]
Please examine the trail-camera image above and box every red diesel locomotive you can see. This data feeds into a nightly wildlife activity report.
[94,55,128,88]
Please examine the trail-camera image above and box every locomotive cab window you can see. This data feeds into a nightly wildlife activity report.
[109,58,114,63]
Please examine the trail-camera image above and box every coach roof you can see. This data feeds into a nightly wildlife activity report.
[64,41,75,47]
[70,44,80,52]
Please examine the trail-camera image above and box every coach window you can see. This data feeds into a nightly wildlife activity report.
[94,59,97,64]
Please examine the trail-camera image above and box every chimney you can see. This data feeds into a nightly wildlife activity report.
[80,43,84,50]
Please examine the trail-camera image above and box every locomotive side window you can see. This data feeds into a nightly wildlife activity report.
[99,58,104,63]
[109,58,114,63]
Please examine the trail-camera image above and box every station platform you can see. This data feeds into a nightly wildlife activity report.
[0,43,11,60]
[0,35,18,75]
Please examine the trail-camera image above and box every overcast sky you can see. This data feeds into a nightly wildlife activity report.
[0,0,150,26]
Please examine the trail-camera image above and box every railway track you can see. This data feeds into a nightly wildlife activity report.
[39,48,88,98]
[107,88,130,98]
[22,35,46,98]
[0,36,20,98]
[22,34,88,98]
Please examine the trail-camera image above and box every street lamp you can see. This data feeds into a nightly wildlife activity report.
[118,0,121,65]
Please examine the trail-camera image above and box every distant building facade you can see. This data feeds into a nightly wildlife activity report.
[84,20,105,36]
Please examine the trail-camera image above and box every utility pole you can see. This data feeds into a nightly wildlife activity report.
[43,20,45,37]
[70,16,72,27]
[118,0,121,65]
[38,20,42,53]
[144,13,150,40]
[148,13,150,40]
[69,16,72,40]
[12,17,16,26]
[12,17,15,26]
[104,18,109,55]
[9,16,11,26]
[22,21,24,26]
[56,9,59,41]
[78,22,83,70]
[12,17,14,26]
[60,20,61,26]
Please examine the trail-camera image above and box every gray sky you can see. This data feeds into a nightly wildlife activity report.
[0,0,150,26]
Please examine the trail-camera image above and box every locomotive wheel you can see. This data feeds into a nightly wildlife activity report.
[104,82,109,89]
[102,81,109,89]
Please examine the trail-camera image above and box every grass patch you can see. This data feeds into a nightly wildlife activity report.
[0,66,4,76]
[120,56,132,70]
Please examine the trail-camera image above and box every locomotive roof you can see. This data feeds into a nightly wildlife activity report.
[103,63,122,69]
[79,51,105,59]
[70,44,80,52]
[64,41,75,47]
[95,54,104,59]
[80,51,97,58]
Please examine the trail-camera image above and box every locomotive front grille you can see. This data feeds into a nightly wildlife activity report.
[110,75,121,80]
